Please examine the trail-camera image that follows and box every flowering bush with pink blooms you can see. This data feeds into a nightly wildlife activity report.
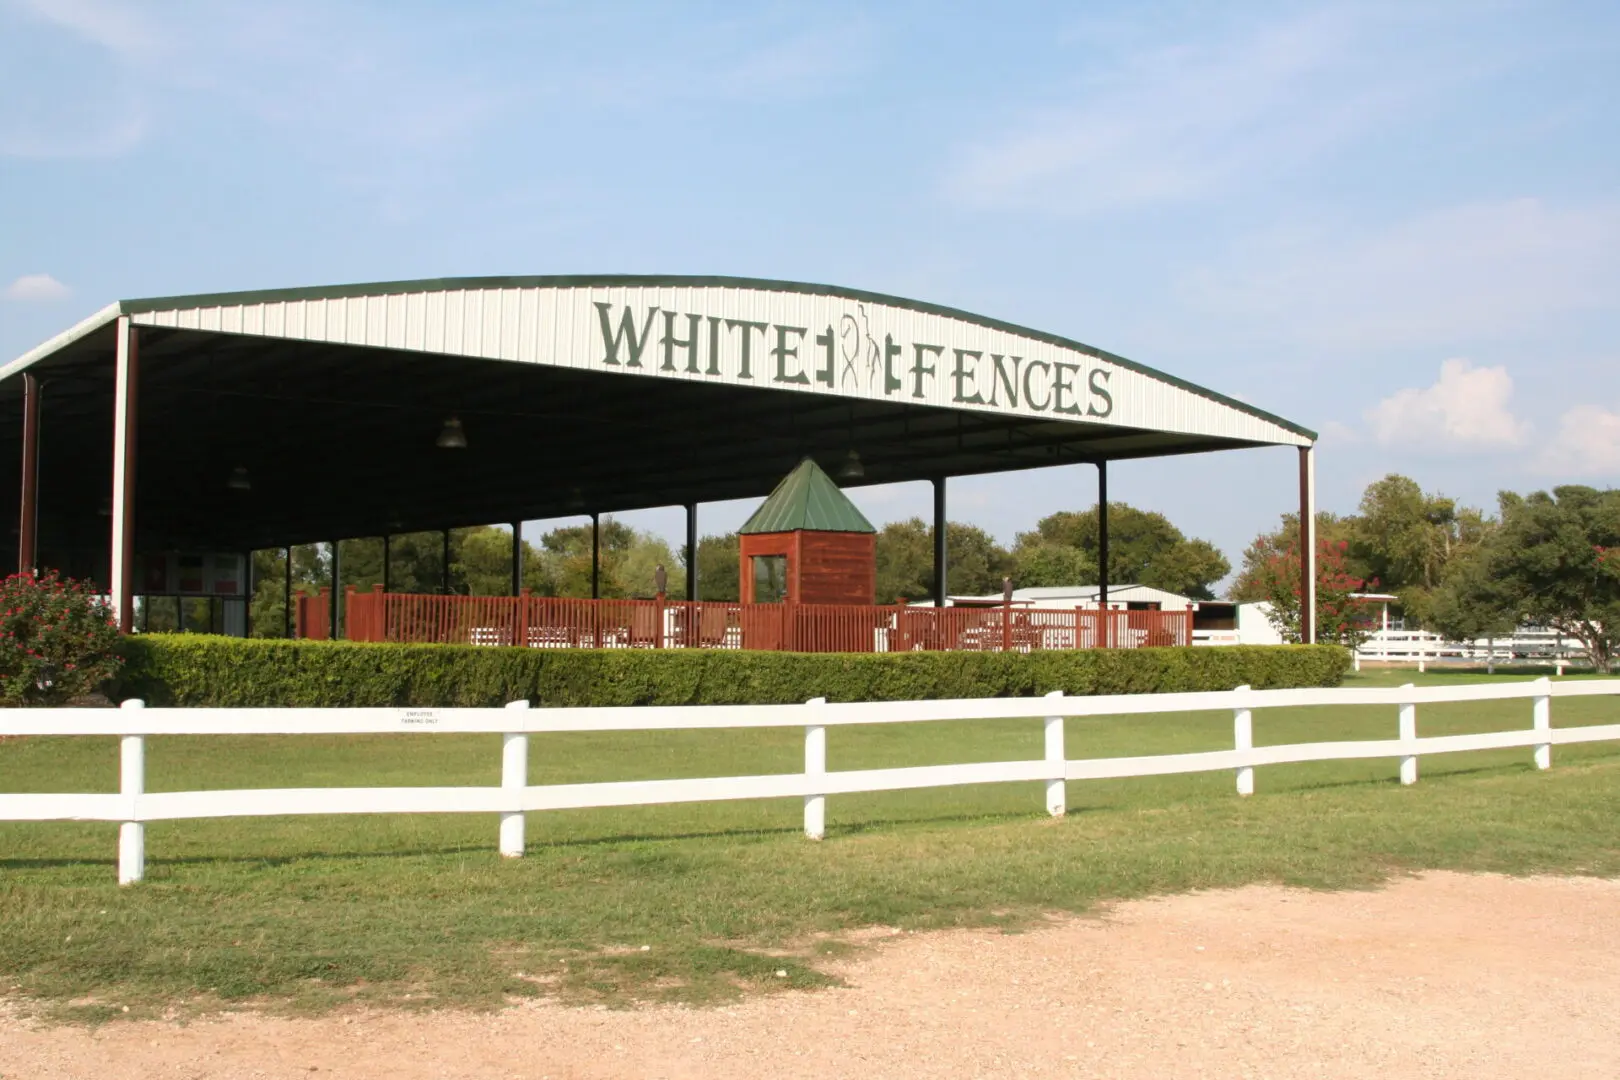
[0,570,123,705]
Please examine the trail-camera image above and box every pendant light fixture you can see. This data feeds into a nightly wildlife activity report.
[436,415,468,450]
[838,448,865,481]
[227,465,252,491]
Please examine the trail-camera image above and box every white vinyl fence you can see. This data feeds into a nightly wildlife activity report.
[3,679,1618,885]
[1355,628,1593,672]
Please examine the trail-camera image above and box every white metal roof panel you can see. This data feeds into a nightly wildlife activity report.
[12,276,1313,447]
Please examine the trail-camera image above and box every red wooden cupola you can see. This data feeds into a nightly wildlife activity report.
[738,458,876,605]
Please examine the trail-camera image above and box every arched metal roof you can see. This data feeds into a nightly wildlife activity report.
[0,276,1312,556]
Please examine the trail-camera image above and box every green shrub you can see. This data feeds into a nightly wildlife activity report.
[117,636,1350,708]
[0,570,123,705]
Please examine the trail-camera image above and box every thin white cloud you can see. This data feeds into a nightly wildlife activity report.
[705,21,875,100]
[3,274,72,302]
[16,0,158,56]
[1317,419,1361,446]
[1365,359,1527,449]
[1,0,153,158]
[1182,198,1620,349]
[1535,405,1620,477]
[2,0,507,212]
[0,108,147,159]
[559,13,876,107]
[942,8,1412,214]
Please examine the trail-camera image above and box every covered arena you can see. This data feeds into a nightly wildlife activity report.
[0,275,1319,647]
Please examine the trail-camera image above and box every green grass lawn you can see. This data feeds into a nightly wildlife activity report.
[2,669,1617,1021]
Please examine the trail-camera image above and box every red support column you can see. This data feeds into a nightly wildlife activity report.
[109,317,139,632]
[18,372,40,574]
[1097,461,1109,648]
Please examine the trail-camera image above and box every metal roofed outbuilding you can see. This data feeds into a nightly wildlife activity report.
[0,275,1320,637]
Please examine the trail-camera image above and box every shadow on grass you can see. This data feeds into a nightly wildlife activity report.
[829,808,1047,836]
[3,757,1585,875]
[0,823,808,873]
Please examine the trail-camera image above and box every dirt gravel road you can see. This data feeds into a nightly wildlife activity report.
[4,872,1617,1079]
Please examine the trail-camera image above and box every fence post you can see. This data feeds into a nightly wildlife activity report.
[1399,682,1418,785]
[804,697,827,840]
[118,699,146,885]
[499,700,530,857]
[1044,689,1065,816]
[1233,684,1254,796]
[1533,675,1552,770]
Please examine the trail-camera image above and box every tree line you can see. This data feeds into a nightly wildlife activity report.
[1230,475,1619,670]
[248,506,1233,635]
[244,475,1618,671]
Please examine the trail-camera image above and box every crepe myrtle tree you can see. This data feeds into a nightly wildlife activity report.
[0,569,123,705]
[1255,536,1376,648]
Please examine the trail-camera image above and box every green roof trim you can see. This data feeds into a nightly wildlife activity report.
[740,458,876,535]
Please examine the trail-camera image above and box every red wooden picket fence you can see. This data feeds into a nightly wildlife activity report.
[310,585,1192,652]
[292,590,330,641]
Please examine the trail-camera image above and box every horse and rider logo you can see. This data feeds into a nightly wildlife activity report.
[838,304,884,394]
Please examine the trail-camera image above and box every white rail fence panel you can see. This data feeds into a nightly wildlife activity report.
[1355,628,1593,673]
[1,679,1617,884]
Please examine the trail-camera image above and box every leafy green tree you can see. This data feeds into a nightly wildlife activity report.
[1426,546,1518,646]
[873,519,1012,604]
[1013,504,1229,599]
[540,519,633,597]
[1459,486,1620,671]
[379,532,449,593]
[253,527,552,637]
[875,519,936,604]
[618,534,684,599]
[687,533,740,601]
[335,527,546,628]
[1351,474,1492,625]
[249,544,327,638]
[539,519,684,598]
[1010,542,1093,588]
[451,526,549,597]
[941,523,1012,597]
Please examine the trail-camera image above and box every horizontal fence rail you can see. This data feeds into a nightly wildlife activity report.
[325,586,1193,652]
[2,679,1617,884]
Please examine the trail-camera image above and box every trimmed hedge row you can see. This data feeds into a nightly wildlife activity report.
[117,636,1351,708]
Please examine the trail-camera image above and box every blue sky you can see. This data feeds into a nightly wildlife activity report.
[3,0,1618,583]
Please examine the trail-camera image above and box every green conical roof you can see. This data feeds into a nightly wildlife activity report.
[739,458,876,535]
